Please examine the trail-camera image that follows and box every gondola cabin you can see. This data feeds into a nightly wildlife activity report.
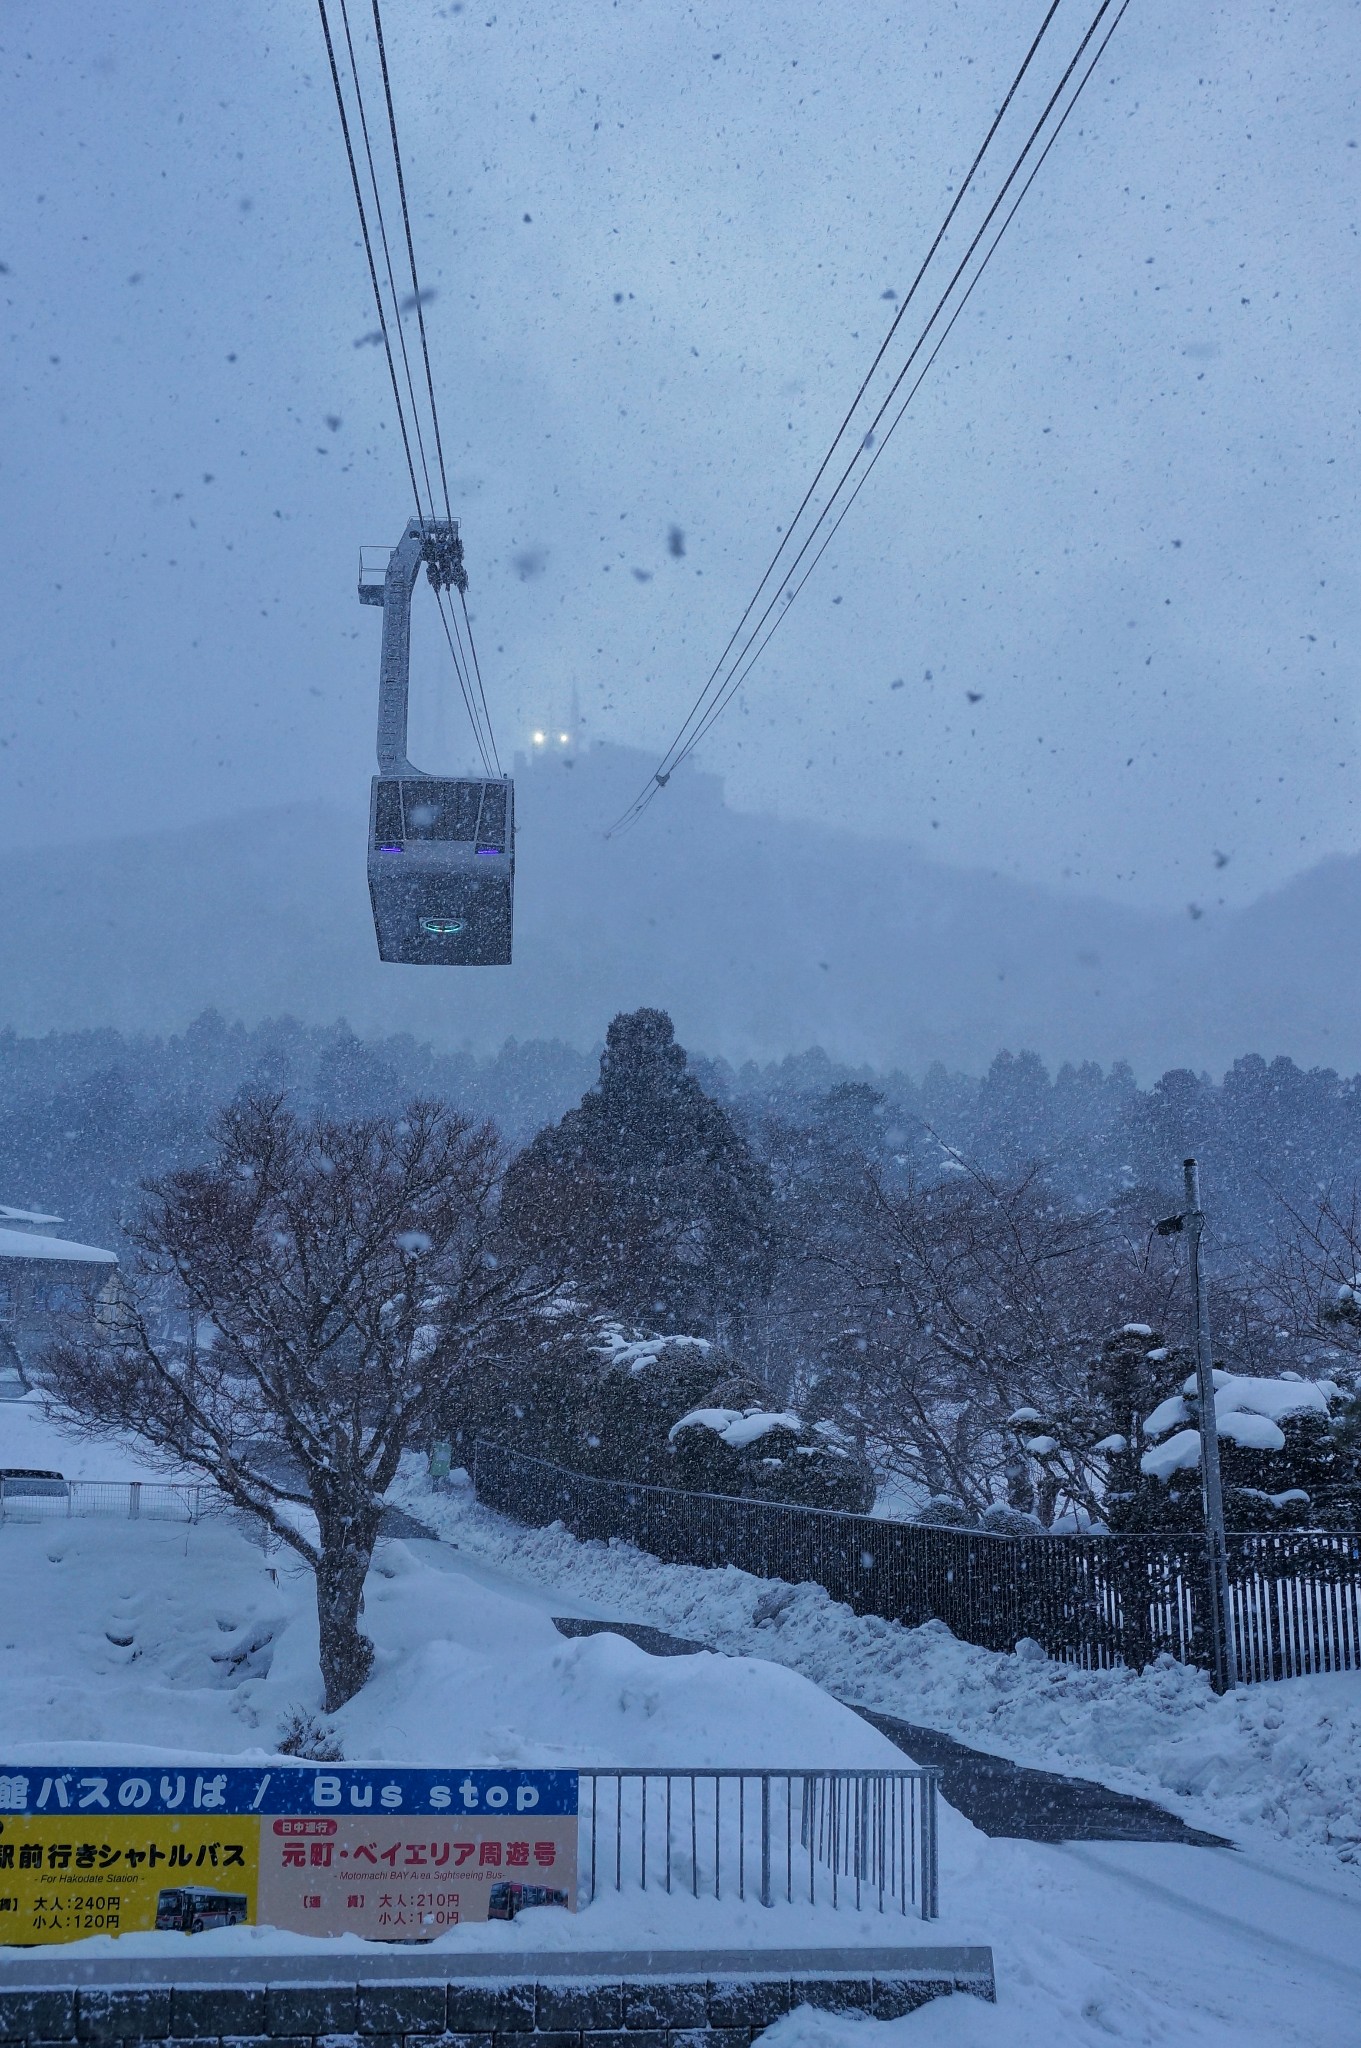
[368,774,513,965]
[361,516,514,965]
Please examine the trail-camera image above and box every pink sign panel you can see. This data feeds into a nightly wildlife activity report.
[255,1814,577,1935]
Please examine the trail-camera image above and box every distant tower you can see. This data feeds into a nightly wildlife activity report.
[528,692,582,760]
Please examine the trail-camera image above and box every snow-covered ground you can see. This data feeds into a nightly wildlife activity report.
[0,1390,189,1483]
[4,1402,1361,2043]
[390,1464,1361,1875]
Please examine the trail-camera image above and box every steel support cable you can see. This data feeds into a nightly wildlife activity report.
[435,587,495,776]
[609,0,1121,833]
[316,0,424,518]
[619,0,1116,828]
[322,0,497,776]
[370,0,502,775]
[369,0,454,524]
[639,0,1067,795]
[439,583,494,778]
[336,0,494,778]
[336,0,441,528]
[668,0,1132,786]
[457,585,501,775]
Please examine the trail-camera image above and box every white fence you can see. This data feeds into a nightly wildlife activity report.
[0,1477,216,1523]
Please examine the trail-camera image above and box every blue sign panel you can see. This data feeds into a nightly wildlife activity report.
[0,1767,577,1819]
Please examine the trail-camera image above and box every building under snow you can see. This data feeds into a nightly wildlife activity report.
[0,1207,121,1387]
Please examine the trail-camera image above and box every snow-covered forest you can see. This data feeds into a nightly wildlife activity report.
[16,1006,1361,1540]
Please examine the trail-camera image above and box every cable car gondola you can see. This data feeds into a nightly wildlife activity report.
[362,517,514,966]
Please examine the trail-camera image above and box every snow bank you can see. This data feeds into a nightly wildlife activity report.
[0,1511,904,1778]
[5,1462,1361,2043]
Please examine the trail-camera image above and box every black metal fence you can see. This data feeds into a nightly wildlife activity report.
[472,1442,1361,1687]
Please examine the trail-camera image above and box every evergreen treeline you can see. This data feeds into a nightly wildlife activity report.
[8,1010,1361,1260]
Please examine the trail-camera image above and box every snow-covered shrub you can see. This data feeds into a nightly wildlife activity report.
[910,1495,978,1530]
[978,1500,1044,1536]
[276,1708,344,1761]
[1130,1367,1361,1531]
[666,1385,874,1511]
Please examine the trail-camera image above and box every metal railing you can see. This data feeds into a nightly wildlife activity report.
[0,1478,214,1523]
[579,1768,939,1919]
[474,1440,1361,1687]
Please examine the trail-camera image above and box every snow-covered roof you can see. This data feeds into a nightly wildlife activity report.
[669,1405,803,1448]
[0,1207,64,1225]
[0,1227,116,1265]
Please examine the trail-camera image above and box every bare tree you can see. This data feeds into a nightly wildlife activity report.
[1257,1182,1361,1377]
[802,1156,1184,1522]
[43,1095,553,1709]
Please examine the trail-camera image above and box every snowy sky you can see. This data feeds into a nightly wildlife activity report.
[1,0,1357,911]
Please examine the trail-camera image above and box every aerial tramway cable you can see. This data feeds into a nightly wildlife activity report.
[368,0,501,775]
[687,0,1135,764]
[644,0,1127,793]
[316,0,513,967]
[609,0,1131,835]
[330,0,494,779]
[316,0,499,776]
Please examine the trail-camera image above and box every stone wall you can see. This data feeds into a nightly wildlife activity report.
[0,1947,996,2048]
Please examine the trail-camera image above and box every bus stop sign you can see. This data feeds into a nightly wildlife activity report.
[0,1766,577,1943]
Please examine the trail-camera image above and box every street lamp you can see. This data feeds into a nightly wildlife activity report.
[1155,1158,1235,1693]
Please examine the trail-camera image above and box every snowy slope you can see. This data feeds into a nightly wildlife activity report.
[2,1489,1360,2044]
[391,1466,1361,1874]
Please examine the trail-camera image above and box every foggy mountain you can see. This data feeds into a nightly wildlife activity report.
[3,741,1355,1080]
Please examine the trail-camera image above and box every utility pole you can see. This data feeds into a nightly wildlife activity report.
[1157,1159,1235,1692]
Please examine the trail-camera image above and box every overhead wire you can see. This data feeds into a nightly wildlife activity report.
[610,0,1129,834]
[670,0,1132,780]
[315,0,424,518]
[352,0,497,778]
[336,0,440,526]
[318,0,499,777]
[653,0,1125,785]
